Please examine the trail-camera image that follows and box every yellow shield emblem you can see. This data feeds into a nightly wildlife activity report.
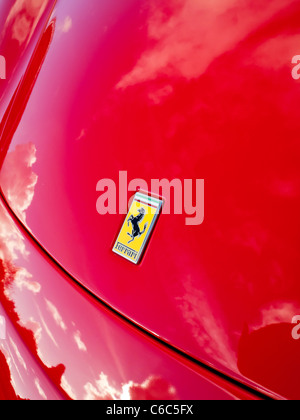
[113,192,163,264]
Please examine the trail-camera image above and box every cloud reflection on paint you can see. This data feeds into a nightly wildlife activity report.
[1,143,38,224]
[1,0,49,46]
[0,144,179,400]
[176,275,236,371]
[84,373,177,401]
[117,0,297,90]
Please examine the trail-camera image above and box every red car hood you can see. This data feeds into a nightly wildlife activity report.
[1,0,300,399]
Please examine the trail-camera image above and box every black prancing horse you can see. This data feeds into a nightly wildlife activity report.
[127,208,148,244]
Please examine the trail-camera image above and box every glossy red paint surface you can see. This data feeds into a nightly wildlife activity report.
[0,197,256,400]
[0,0,300,399]
[0,0,56,123]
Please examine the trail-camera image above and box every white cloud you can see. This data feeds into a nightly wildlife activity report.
[83,373,177,401]
[73,330,87,352]
[252,302,299,330]
[35,378,47,400]
[15,268,41,294]
[45,299,67,332]
[58,16,72,34]
[1,0,49,46]
[117,0,297,90]
[1,143,38,224]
